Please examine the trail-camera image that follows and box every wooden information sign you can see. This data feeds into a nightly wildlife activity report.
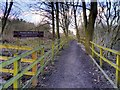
[13,31,44,38]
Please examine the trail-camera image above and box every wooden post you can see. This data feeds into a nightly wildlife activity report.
[32,52,37,86]
[58,39,61,50]
[52,41,55,65]
[60,41,62,50]
[40,47,44,74]
[100,48,103,67]
[57,39,59,51]
[13,54,21,89]
[92,43,94,58]
[116,54,120,87]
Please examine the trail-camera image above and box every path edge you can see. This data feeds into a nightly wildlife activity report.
[77,43,118,88]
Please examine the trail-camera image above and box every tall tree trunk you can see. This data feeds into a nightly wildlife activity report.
[56,2,60,40]
[82,1,97,54]
[65,2,69,37]
[51,2,55,40]
[1,0,13,35]
[65,13,69,37]
[73,3,80,42]
[56,2,60,47]
[61,2,68,38]
[74,11,80,42]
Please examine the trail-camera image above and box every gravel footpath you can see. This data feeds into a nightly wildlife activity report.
[36,40,112,88]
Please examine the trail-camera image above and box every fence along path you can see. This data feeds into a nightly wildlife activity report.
[79,38,120,88]
[0,39,68,89]
[90,41,120,88]
[0,37,120,89]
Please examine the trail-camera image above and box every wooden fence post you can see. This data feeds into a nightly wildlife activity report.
[58,39,60,51]
[60,39,62,50]
[116,54,120,87]
[40,47,44,74]
[13,54,21,89]
[100,48,103,67]
[32,52,37,86]
[52,41,55,65]
[92,43,94,58]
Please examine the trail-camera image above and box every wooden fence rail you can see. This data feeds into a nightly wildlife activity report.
[90,41,120,87]
[0,39,68,89]
[79,37,120,88]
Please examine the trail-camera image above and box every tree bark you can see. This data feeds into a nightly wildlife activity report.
[51,2,55,40]
[56,2,60,40]
[60,2,70,38]
[73,2,80,42]
[1,0,13,35]
[82,1,97,54]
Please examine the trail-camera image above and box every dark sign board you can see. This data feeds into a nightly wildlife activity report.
[13,31,44,38]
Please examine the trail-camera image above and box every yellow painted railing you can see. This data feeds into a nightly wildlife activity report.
[90,41,120,87]
[0,44,33,50]
[79,37,120,87]
[0,44,35,77]
[0,38,68,89]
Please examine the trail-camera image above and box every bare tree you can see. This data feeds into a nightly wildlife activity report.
[56,2,60,40]
[73,0,80,42]
[51,2,55,40]
[96,1,120,49]
[1,0,13,34]
[59,2,71,38]
[82,0,98,54]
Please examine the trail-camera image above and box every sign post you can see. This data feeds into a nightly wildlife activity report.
[13,31,44,38]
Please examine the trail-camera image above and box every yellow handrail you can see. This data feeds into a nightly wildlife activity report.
[78,37,120,87]
[0,38,68,89]
[90,41,120,55]
[0,44,32,50]
[90,41,120,87]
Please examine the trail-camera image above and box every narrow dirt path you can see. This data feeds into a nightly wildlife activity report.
[37,40,112,88]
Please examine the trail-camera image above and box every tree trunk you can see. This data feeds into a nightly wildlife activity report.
[56,2,60,47]
[73,3,80,42]
[61,2,68,38]
[1,0,13,35]
[51,2,55,40]
[56,2,60,40]
[82,1,97,54]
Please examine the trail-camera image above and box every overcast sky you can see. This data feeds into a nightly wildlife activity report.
[0,0,118,34]
[0,0,117,24]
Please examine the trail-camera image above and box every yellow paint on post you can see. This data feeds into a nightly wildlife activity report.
[31,52,37,86]
[60,40,64,50]
[13,61,18,88]
[40,47,44,74]
[100,48,103,67]
[32,52,37,73]
[116,55,120,87]
[13,54,21,89]
[52,41,55,65]
[13,60,19,88]
[92,43,95,58]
